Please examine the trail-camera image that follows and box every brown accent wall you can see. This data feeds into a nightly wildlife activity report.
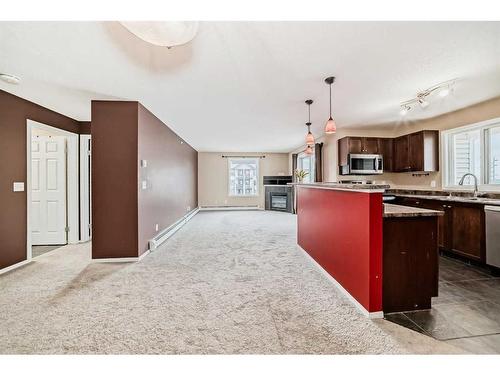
[0,89,83,270]
[91,101,139,259]
[91,101,198,259]
[137,104,198,256]
[79,121,91,134]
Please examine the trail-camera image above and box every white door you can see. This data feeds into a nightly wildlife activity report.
[31,135,67,245]
[79,135,92,242]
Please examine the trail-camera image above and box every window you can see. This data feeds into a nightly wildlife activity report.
[228,158,259,196]
[489,126,500,184]
[297,152,315,183]
[443,119,500,189]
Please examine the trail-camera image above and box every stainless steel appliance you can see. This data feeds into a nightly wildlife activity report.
[485,205,500,268]
[340,154,383,175]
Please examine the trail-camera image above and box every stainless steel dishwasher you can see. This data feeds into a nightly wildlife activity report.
[485,205,500,268]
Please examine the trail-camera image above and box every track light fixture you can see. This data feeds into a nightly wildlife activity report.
[399,105,411,117]
[0,73,20,85]
[399,79,456,116]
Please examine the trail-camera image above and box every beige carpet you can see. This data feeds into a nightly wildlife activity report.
[0,211,464,354]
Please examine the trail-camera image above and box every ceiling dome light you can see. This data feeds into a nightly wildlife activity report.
[305,99,315,145]
[120,21,199,48]
[0,73,20,85]
[305,144,314,155]
[324,76,337,134]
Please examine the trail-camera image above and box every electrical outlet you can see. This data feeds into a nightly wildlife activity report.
[187,206,191,212]
[141,180,147,190]
[140,159,148,168]
[155,224,159,232]
[430,180,437,188]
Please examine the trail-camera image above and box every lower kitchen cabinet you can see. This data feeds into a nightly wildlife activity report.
[383,216,439,313]
[394,197,486,263]
[450,204,485,261]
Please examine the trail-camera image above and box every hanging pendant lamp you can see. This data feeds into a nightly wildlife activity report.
[324,76,337,134]
[305,99,315,146]
[305,144,314,155]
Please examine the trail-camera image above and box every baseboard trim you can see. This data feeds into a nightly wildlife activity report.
[91,250,151,264]
[199,206,260,211]
[0,259,32,275]
[298,245,383,319]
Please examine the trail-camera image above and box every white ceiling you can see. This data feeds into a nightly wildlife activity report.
[1,21,500,152]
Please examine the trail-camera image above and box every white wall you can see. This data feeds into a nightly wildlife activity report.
[289,96,500,191]
[199,152,289,208]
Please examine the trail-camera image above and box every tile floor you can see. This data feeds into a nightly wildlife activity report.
[385,255,500,353]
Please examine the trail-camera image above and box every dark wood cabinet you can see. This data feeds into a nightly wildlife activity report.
[364,138,380,154]
[347,137,363,154]
[338,137,380,166]
[383,216,439,313]
[450,203,484,261]
[393,130,439,172]
[338,130,437,173]
[394,135,410,172]
[379,138,394,172]
[393,197,486,263]
[419,200,452,251]
[408,132,424,171]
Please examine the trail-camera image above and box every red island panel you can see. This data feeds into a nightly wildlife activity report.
[296,187,383,314]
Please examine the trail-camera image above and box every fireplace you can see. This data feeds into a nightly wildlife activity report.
[270,193,288,211]
[263,175,293,213]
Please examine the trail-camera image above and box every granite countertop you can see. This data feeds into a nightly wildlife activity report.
[383,203,444,218]
[289,182,390,193]
[393,193,500,206]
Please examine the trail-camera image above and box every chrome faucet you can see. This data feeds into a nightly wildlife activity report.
[458,173,479,198]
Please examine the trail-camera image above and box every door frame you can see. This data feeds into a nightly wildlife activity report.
[79,134,91,242]
[26,120,79,260]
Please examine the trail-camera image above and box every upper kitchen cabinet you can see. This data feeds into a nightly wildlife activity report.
[379,138,394,172]
[338,137,381,166]
[394,130,439,173]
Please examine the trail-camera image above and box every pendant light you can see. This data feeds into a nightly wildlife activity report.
[324,76,337,134]
[305,144,314,155]
[305,99,315,146]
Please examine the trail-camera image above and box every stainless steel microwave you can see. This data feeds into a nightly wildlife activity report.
[340,154,384,175]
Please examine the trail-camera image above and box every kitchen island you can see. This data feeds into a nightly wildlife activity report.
[294,183,442,317]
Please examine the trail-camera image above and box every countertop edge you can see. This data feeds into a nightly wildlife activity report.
[290,183,389,193]
[383,203,444,218]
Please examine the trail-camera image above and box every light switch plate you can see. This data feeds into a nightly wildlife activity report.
[13,182,25,192]
[141,160,148,168]
[141,180,148,190]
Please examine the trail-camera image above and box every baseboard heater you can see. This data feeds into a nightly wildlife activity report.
[148,207,200,251]
[199,205,260,211]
